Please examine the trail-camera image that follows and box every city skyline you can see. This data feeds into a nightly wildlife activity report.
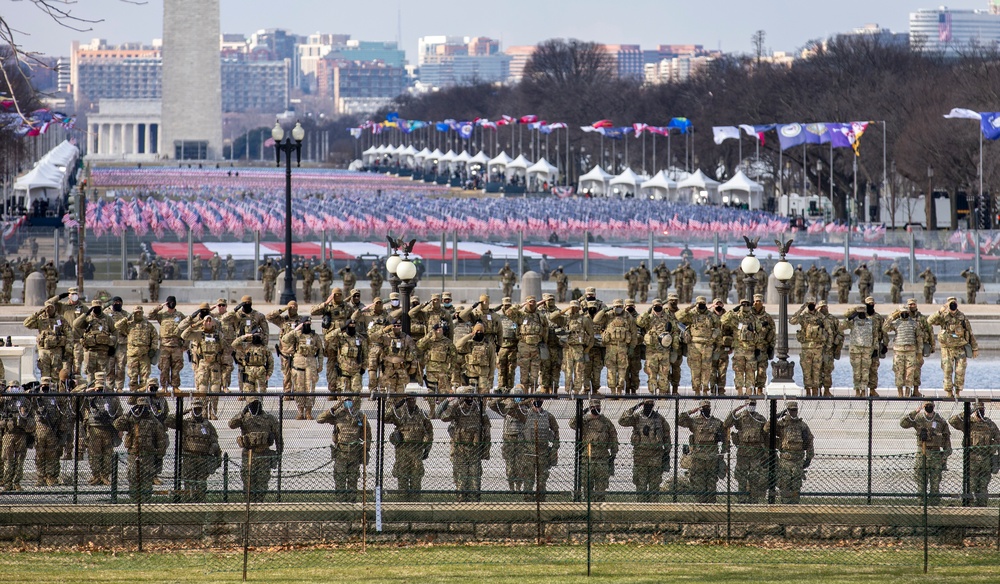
[6,0,989,63]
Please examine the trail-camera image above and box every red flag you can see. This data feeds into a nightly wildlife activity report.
[519,115,538,124]
[591,119,614,129]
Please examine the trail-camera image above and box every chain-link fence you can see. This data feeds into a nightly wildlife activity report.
[3,391,1000,576]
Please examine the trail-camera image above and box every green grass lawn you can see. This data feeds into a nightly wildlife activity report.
[4,544,1000,583]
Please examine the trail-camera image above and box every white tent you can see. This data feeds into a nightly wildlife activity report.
[505,154,532,179]
[424,148,444,171]
[526,158,559,186]
[40,140,79,168]
[719,170,765,210]
[13,162,67,209]
[454,150,471,171]
[578,165,612,196]
[488,151,513,177]
[469,150,490,170]
[676,169,721,204]
[639,170,677,200]
[438,149,457,173]
[349,159,365,171]
[609,168,642,197]
[400,145,417,166]
[413,147,431,163]
[362,146,378,164]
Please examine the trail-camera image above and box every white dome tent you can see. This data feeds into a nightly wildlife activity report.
[609,168,642,198]
[438,149,457,174]
[505,154,532,182]
[639,170,677,200]
[676,169,721,205]
[578,165,612,196]
[425,148,445,172]
[719,170,764,210]
[487,151,513,178]
[526,158,559,191]
[469,150,490,173]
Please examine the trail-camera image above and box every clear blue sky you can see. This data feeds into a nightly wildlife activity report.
[4,0,988,60]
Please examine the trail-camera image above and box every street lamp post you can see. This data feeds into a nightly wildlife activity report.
[385,237,418,335]
[768,237,799,392]
[272,119,305,305]
[386,252,401,295]
[741,236,761,300]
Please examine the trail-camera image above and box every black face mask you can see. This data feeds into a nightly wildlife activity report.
[588,308,598,316]
[901,312,909,319]
[252,335,263,345]
[697,304,707,312]
[532,400,543,408]
[248,401,263,416]
[192,408,204,420]
[112,303,123,312]
[346,326,356,336]
[924,404,934,414]
[856,312,867,320]
[642,404,654,416]
[463,397,474,405]
[302,324,312,335]
[807,303,815,311]
[701,407,711,417]
[474,332,485,342]
[866,304,875,315]
[93,307,103,316]
[977,408,986,418]
[590,407,600,416]
[653,305,663,313]
[166,300,177,309]
[949,302,958,311]
[242,303,253,314]
[40,385,50,393]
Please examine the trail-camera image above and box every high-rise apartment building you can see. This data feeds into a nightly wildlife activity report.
[417,36,510,87]
[910,6,1000,55]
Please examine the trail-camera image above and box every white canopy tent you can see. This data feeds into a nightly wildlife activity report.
[488,151,513,177]
[578,165,612,196]
[454,150,471,170]
[639,170,677,200]
[609,168,642,197]
[719,170,765,210]
[362,146,378,165]
[12,140,79,210]
[526,158,559,187]
[424,148,445,171]
[400,145,417,166]
[676,169,721,204]
[413,147,431,164]
[469,150,490,172]
[437,149,457,173]
[505,154,532,180]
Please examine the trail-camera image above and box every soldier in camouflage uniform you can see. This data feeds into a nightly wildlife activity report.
[505,296,549,393]
[765,401,814,504]
[32,377,65,486]
[325,319,368,394]
[653,261,671,301]
[625,267,639,302]
[919,268,936,304]
[232,333,274,396]
[438,388,491,501]
[551,267,569,302]
[226,254,236,279]
[209,252,222,280]
[366,261,383,302]
[805,264,819,299]
[105,297,129,391]
[928,297,978,398]
[1,383,35,491]
[790,301,829,397]
[791,265,807,304]
[317,262,333,300]
[495,298,518,391]
[0,260,15,304]
[665,294,684,394]
[317,397,371,502]
[854,264,873,300]
[841,305,878,396]
[722,299,761,396]
[961,267,983,304]
[817,302,842,396]
[903,298,934,397]
[297,261,316,303]
[594,299,636,395]
[113,396,167,502]
[538,295,564,393]
[751,294,776,393]
[269,301,302,399]
[115,306,159,390]
[636,298,675,395]
[884,305,924,397]
[41,260,59,298]
[338,265,356,293]
[370,320,418,394]
[708,299,731,395]
[229,397,282,502]
[724,399,768,503]
[82,373,122,485]
[258,259,279,303]
[900,401,951,505]
[181,309,225,418]
[147,261,163,302]
[832,264,852,304]
[619,398,670,502]
[282,319,324,420]
[677,296,720,396]
[570,397,618,501]
[885,265,904,304]
[817,267,831,303]
[498,262,516,299]
[506,396,559,501]
[24,299,71,380]
[312,288,350,389]
[73,300,117,383]
[384,388,434,501]
[150,297,186,394]
[679,400,727,503]
[548,301,594,394]
[949,401,1000,507]
[165,398,221,502]
[191,256,203,281]
[456,322,495,392]
[417,322,457,412]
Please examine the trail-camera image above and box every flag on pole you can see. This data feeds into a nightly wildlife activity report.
[712,126,740,144]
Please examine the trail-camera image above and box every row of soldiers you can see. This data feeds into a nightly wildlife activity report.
[6,379,996,508]
[0,258,61,304]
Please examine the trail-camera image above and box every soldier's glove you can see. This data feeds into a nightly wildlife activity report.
[58,292,69,300]
[992,454,1000,475]
[472,301,481,309]
[871,350,878,359]
[754,349,761,359]
[767,348,774,361]
[922,345,932,357]
[608,457,616,476]
[803,456,812,469]
[394,398,406,408]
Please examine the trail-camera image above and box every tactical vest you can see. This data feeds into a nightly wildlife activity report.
[83,319,113,349]
[520,408,554,444]
[630,413,665,449]
[500,317,518,347]
[159,313,184,346]
[735,412,766,445]
[183,419,216,455]
[466,342,490,367]
[893,319,918,348]
[396,409,429,443]
[849,320,875,349]
[518,312,544,345]
[201,333,221,361]
[296,334,321,358]
[123,417,160,454]
[238,414,275,450]
[502,405,526,437]
[604,316,629,345]
[246,346,269,367]
[335,412,365,445]
[780,418,807,452]
[450,406,483,444]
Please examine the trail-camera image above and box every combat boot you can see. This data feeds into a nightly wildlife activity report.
[868,388,880,397]
[911,387,922,397]
[305,409,313,420]
[897,387,904,397]
[822,388,832,397]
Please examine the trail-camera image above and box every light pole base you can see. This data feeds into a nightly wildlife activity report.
[764,381,803,398]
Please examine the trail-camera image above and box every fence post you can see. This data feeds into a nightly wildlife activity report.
[767,398,777,504]
[962,400,971,507]
[573,398,583,502]
[277,397,284,502]
[586,443,592,578]
[923,454,929,574]
[672,396,679,502]
[726,446,731,544]
[174,395,183,503]
[222,452,229,503]
[136,483,143,552]
[72,395,80,505]
[375,394,385,501]
[867,399,873,504]
[111,451,120,504]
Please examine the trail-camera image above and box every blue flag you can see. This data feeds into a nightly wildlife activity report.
[435,122,450,132]
[386,112,399,123]
[981,113,1000,141]
[458,122,473,140]
[778,123,808,150]
[803,123,831,144]
[668,117,692,134]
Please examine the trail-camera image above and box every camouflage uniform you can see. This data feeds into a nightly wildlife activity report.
[32,380,66,486]
[165,400,221,502]
[499,263,516,299]
[709,301,732,395]
[81,377,123,485]
[666,295,684,393]
[1,386,35,491]
[751,298,776,393]
[191,256,203,281]
[722,303,761,396]
[571,399,618,501]
[624,300,644,394]
[317,399,371,502]
[384,395,434,501]
[232,334,274,395]
[505,297,549,393]
[438,391,491,501]
[297,263,316,303]
[677,298,720,396]
[326,325,368,394]
[417,325,457,410]
[961,268,983,304]
[150,302,187,393]
[509,400,559,501]
[147,262,163,302]
[226,255,236,279]
[948,405,1000,507]
[928,299,978,398]
[619,400,670,502]
[790,303,829,397]
[456,324,495,392]
[489,396,529,492]
[906,300,934,396]
[268,303,303,399]
[72,301,117,383]
[724,402,768,503]
[551,268,569,302]
[678,402,726,503]
[900,404,951,505]
[539,296,564,393]
[885,266,904,304]
[791,266,806,304]
[366,263,383,302]
[181,314,225,416]
[818,303,842,396]
[594,299,636,395]
[765,403,814,504]
[817,267,831,302]
[113,398,168,502]
[0,261,14,303]
[209,253,222,280]
[919,268,936,304]
[282,325,324,419]
[317,263,333,299]
[337,267,356,293]
[105,303,130,391]
[24,301,71,380]
[883,309,923,397]
[115,307,159,390]
[832,265,852,304]
[854,265,873,300]
[258,260,279,303]
[496,300,518,391]
[370,325,418,393]
[841,306,878,396]
[636,300,675,395]
[51,291,88,375]
[311,290,350,390]
[653,261,671,302]
[548,302,594,394]
[42,262,59,298]
[229,399,282,502]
